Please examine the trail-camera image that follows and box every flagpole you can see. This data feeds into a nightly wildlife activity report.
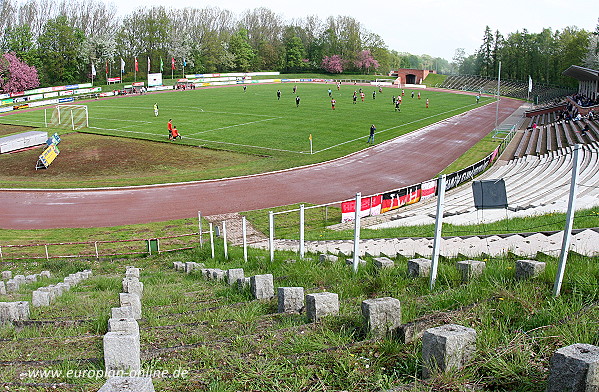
[134,57,137,83]
[309,134,313,154]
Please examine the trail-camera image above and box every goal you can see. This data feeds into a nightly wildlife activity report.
[45,104,89,130]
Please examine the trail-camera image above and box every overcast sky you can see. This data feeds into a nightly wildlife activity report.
[116,0,598,61]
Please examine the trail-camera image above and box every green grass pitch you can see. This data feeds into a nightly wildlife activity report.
[1,83,492,167]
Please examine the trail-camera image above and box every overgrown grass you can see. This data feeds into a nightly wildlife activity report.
[1,242,598,391]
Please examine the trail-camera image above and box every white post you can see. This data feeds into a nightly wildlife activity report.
[44,109,47,127]
[209,222,215,259]
[299,204,305,259]
[71,109,75,130]
[0,245,3,259]
[495,61,501,131]
[553,144,581,297]
[85,106,89,128]
[352,192,361,273]
[198,211,203,247]
[269,211,274,262]
[242,216,248,262]
[57,106,61,125]
[429,175,446,289]
[223,220,228,259]
[94,241,99,259]
[45,244,50,261]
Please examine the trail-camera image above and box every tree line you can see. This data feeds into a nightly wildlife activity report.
[453,21,599,87]
[0,0,450,87]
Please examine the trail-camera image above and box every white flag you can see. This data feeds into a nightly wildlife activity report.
[120,58,125,73]
[91,62,96,76]
[528,75,532,93]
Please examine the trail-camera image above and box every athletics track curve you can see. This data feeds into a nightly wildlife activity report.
[0,96,523,230]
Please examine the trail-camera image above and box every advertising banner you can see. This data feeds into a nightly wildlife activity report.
[341,195,383,223]
[147,73,162,87]
[420,179,437,201]
[380,185,421,213]
[38,144,59,168]
[445,152,493,191]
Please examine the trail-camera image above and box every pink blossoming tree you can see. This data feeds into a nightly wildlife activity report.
[321,55,344,73]
[0,52,40,93]
[354,50,380,74]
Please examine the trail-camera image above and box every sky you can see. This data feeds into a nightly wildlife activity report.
[115,0,598,61]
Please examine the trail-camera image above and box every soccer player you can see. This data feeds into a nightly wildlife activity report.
[328,88,332,97]
[296,96,300,107]
[167,119,173,139]
[171,126,181,140]
[277,90,281,100]
[293,85,297,94]
[395,99,401,112]
[426,98,429,108]
[331,98,336,110]
[353,92,357,104]
[243,85,247,92]
[417,92,421,100]
[372,91,376,99]
[411,91,414,98]
[360,92,365,102]
[154,103,159,117]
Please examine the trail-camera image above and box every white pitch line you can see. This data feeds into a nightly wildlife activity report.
[87,126,158,137]
[177,135,307,154]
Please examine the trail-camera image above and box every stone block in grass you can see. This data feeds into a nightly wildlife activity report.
[546,343,599,392]
[32,290,51,307]
[250,274,274,300]
[362,297,401,338]
[306,292,339,322]
[408,258,431,277]
[277,287,305,313]
[226,269,244,286]
[374,257,395,269]
[422,324,477,378]
[456,260,486,282]
[119,293,141,320]
[98,377,155,392]
[0,281,5,295]
[103,332,141,374]
[515,259,545,280]
[1,271,11,280]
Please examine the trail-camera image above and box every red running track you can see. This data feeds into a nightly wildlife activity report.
[0,98,522,229]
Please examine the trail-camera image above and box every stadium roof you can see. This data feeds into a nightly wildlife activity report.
[562,65,599,81]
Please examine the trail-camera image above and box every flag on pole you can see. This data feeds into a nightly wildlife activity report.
[120,58,125,74]
[147,57,150,72]
[91,62,96,76]
[528,75,533,93]
[309,134,312,141]
[105,59,108,75]
[135,57,139,72]
[160,57,164,72]
[171,57,175,70]
[183,58,187,67]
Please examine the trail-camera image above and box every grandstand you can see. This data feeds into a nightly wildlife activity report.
[436,74,575,104]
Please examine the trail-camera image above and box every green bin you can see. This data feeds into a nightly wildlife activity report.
[147,238,159,254]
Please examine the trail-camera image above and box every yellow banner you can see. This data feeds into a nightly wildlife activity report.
[39,144,59,168]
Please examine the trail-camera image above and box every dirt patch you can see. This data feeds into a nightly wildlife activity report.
[0,123,37,137]
[0,132,262,188]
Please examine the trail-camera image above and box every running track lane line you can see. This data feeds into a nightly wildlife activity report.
[0,98,523,229]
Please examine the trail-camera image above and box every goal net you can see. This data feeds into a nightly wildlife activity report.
[46,104,89,130]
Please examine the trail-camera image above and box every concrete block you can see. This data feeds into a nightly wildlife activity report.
[546,343,599,392]
[374,257,395,269]
[25,275,37,283]
[82,269,93,279]
[123,278,144,299]
[306,292,339,322]
[112,306,134,320]
[56,282,70,293]
[47,285,61,299]
[103,332,141,374]
[408,258,432,277]
[211,269,225,281]
[422,324,477,378]
[173,261,184,271]
[63,276,76,286]
[108,318,140,335]
[0,281,5,295]
[319,254,339,263]
[226,269,245,286]
[277,287,305,313]
[1,271,11,280]
[39,270,51,279]
[98,377,155,392]
[14,275,26,284]
[32,290,51,307]
[237,277,250,290]
[250,274,275,300]
[0,301,29,323]
[515,259,546,280]
[119,293,142,320]
[456,260,486,282]
[6,279,19,293]
[125,267,140,279]
[346,258,366,266]
[362,297,401,338]
[185,262,198,274]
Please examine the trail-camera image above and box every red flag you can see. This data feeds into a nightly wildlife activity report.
[135,57,139,72]
[171,57,175,70]
[105,59,108,74]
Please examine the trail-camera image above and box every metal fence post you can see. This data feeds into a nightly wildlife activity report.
[209,222,215,259]
[352,192,361,273]
[223,220,228,259]
[269,211,274,262]
[429,175,446,290]
[198,211,203,247]
[242,216,248,262]
[553,144,581,297]
[299,204,305,259]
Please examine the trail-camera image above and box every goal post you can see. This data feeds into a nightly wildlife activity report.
[45,104,88,130]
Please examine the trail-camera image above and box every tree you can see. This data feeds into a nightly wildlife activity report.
[229,29,254,71]
[354,50,379,74]
[2,24,37,67]
[321,55,343,73]
[0,52,40,93]
[37,15,85,84]
[284,34,306,72]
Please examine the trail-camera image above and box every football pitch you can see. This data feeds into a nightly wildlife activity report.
[1,83,492,166]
